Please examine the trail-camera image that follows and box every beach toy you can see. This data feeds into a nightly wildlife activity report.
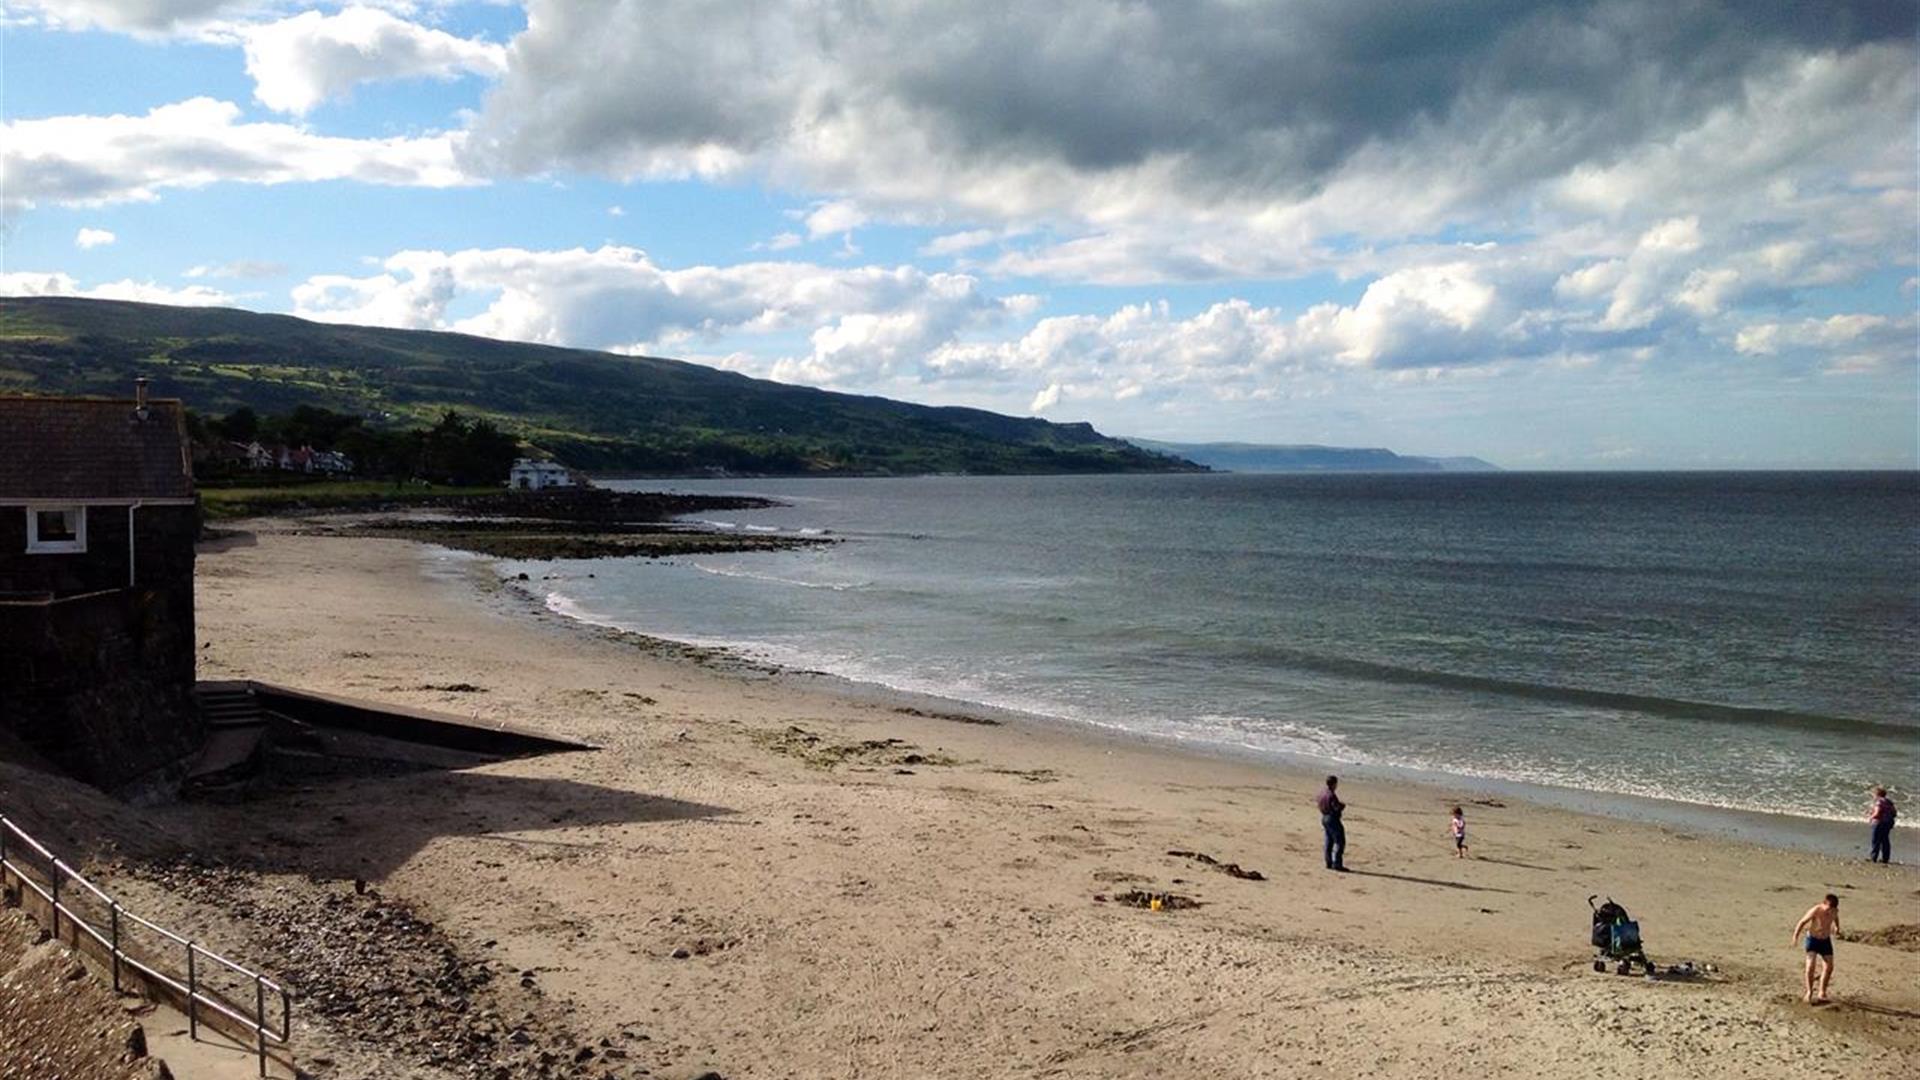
[1149,896,1164,912]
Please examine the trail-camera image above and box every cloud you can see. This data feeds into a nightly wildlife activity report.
[184,259,288,279]
[1553,216,1706,331]
[1,97,476,211]
[919,229,998,257]
[7,0,243,34]
[276,234,1909,420]
[74,227,116,249]
[465,0,1913,243]
[240,6,508,115]
[802,199,867,239]
[1733,312,1913,374]
[289,244,1026,386]
[0,269,233,306]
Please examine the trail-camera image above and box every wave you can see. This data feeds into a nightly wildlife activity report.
[1245,646,1914,738]
[1174,711,1896,827]
[529,585,1903,830]
[689,562,870,591]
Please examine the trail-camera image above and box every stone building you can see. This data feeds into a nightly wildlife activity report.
[0,386,203,791]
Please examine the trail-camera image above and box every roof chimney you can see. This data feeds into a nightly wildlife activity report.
[134,376,150,421]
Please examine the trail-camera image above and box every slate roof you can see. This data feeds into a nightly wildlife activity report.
[0,396,195,501]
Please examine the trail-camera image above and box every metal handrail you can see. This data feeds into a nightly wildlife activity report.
[0,814,292,1077]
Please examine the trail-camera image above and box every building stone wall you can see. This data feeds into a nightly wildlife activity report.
[0,504,200,790]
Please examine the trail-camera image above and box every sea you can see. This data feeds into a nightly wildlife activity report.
[502,472,1918,844]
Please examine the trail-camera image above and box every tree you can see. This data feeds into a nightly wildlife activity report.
[418,410,519,485]
[213,406,259,442]
[276,404,362,449]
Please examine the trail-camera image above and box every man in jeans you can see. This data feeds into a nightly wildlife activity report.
[1317,775,1348,871]
[1867,787,1896,864]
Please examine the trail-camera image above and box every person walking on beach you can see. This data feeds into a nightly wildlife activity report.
[1867,787,1896,864]
[1790,894,1841,1004]
[1317,775,1347,871]
[1450,805,1469,858]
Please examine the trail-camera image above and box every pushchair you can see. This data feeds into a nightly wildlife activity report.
[1588,895,1655,975]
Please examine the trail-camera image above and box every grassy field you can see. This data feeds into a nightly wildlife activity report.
[200,480,500,521]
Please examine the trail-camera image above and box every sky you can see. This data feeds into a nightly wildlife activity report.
[2,1,1915,468]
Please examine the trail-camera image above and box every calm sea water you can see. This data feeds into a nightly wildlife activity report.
[512,473,1917,829]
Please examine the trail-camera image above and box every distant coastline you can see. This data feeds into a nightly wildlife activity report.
[1125,437,1499,472]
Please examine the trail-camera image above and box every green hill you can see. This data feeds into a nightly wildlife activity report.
[0,297,1199,476]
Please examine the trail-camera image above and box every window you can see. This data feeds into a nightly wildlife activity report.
[25,506,86,553]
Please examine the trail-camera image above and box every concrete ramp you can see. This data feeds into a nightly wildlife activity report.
[187,681,592,797]
[203,680,592,757]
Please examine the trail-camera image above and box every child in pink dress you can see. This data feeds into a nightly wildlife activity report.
[1450,806,1469,858]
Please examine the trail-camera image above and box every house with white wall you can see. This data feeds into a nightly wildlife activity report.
[509,458,578,491]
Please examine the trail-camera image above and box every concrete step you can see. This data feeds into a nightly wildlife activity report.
[181,726,267,799]
[195,683,266,732]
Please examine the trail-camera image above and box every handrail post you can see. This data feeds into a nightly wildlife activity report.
[255,975,268,1077]
[187,943,198,1039]
[110,902,121,992]
[0,813,293,1067]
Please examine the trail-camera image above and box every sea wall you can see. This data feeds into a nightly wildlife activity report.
[0,586,201,791]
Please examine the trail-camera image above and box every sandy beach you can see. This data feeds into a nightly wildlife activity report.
[11,521,1916,1078]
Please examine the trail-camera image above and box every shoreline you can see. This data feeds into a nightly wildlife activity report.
[164,522,1919,1077]
[491,545,1894,857]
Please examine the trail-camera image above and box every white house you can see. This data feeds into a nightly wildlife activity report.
[509,458,577,491]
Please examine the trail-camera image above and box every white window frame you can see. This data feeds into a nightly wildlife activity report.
[25,505,87,554]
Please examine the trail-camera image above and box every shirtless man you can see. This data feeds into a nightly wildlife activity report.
[1790,894,1841,1003]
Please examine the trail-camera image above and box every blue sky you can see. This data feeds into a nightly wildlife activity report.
[3,1,1915,468]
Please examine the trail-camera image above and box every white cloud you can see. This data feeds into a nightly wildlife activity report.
[919,229,998,257]
[1,97,476,211]
[74,227,117,249]
[1299,263,1503,368]
[240,6,508,116]
[1028,382,1062,413]
[803,200,867,239]
[290,244,1024,387]
[0,269,233,306]
[184,259,287,279]
[6,0,242,34]
[607,205,625,217]
[1733,313,1901,357]
[277,236,1911,418]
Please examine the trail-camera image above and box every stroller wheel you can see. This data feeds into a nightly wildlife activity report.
[1615,961,1631,975]
[1593,959,1605,972]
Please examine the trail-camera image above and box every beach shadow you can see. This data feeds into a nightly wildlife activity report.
[1472,856,1559,873]
[1838,1001,1920,1021]
[172,769,734,882]
[1347,869,1513,894]
[197,529,259,552]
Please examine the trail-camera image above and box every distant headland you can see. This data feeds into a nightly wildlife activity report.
[1125,437,1500,473]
